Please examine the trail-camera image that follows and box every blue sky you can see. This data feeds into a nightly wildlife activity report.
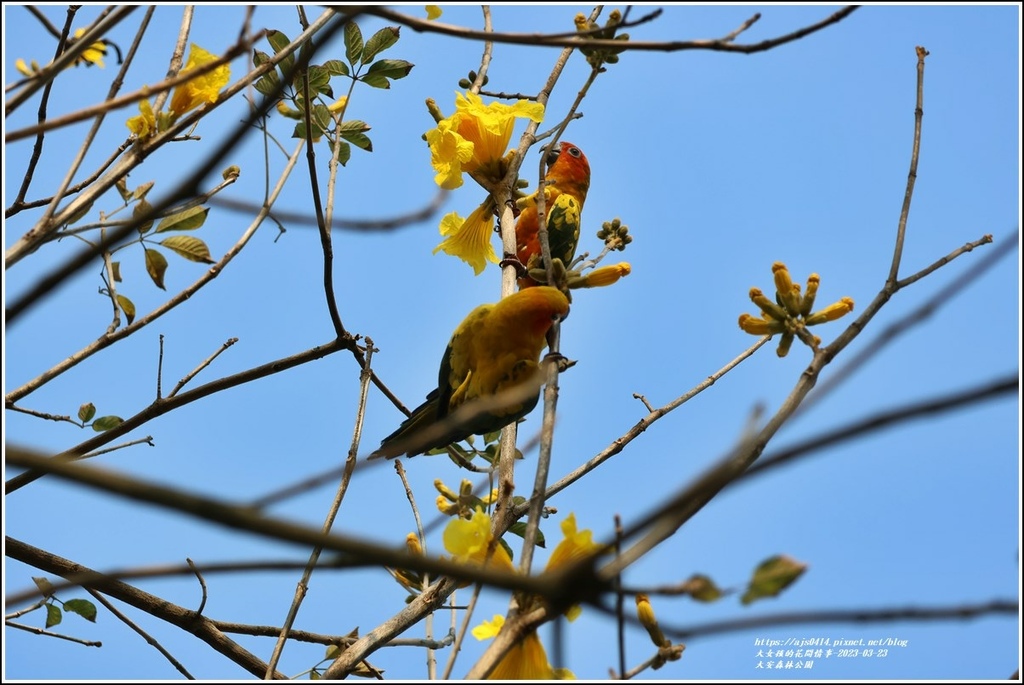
[3,3,1020,681]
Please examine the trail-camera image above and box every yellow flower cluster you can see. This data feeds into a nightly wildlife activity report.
[433,199,499,276]
[424,91,544,273]
[126,44,231,140]
[738,262,854,357]
[16,28,110,76]
[426,91,544,190]
[435,478,500,518]
[447,508,606,679]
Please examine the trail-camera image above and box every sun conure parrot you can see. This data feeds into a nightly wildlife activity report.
[514,141,591,289]
[370,286,570,459]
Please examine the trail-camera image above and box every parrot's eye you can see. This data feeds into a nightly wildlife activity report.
[567,146,581,158]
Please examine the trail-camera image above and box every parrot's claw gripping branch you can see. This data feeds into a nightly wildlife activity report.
[499,253,529,278]
[543,351,576,374]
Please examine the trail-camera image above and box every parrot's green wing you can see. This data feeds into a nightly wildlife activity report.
[545,192,582,266]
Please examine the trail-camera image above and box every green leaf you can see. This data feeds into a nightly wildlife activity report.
[338,119,370,134]
[336,140,352,167]
[340,129,372,152]
[155,206,208,233]
[359,74,389,90]
[33,577,55,598]
[116,294,136,326]
[144,248,167,289]
[325,644,341,659]
[741,554,807,605]
[253,49,271,68]
[115,178,132,202]
[361,58,413,89]
[92,415,124,432]
[683,574,724,603]
[292,121,325,141]
[160,235,215,264]
[63,598,98,623]
[497,537,514,562]
[312,104,333,131]
[361,26,400,64]
[310,671,320,680]
[45,604,63,629]
[323,59,349,77]
[134,198,154,234]
[111,260,122,282]
[305,65,332,97]
[267,30,294,75]
[343,22,364,65]
[507,521,545,548]
[255,70,281,97]
[134,180,155,200]
[62,199,94,226]
[78,402,96,423]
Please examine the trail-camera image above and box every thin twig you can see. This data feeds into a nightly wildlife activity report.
[742,374,1017,481]
[264,344,374,676]
[185,558,208,616]
[10,7,78,211]
[802,231,1013,410]
[6,405,77,425]
[614,514,626,680]
[80,436,156,460]
[6,336,354,494]
[392,459,436,678]
[6,7,138,115]
[362,5,858,55]
[6,537,287,679]
[515,336,770,516]
[5,620,103,647]
[5,143,303,407]
[887,46,929,286]
[651,601,1019,641]
[168,338,239,398]
[86,588,195,679]
[26,5,63,38]
[206,188,449,231]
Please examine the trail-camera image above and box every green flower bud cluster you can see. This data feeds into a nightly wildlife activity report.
[458,70,490,90]
[597,218,632,251]
[574,10,630,68]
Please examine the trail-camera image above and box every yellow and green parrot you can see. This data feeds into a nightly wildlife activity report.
[515,141,591,289]
[370,286,570,459]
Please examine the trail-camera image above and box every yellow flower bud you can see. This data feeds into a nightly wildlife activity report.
[776,331,795,358]
[405,533,423,556]
[425,97,445,123]
[749,287,788,321]
[801,273,820,317]
[738,314,785,336]
[575,262,631,288]
[434,478,458,501]
[436,495,460,516]
[772,262,802,315]
[15,58,36,77]
[636,593,669,648]
[804,297,855,326]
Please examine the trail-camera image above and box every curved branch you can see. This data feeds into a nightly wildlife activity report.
[656,601,1019,641]
[207,189,449,231]
[6,537,287,679]
[362,5,859,55]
